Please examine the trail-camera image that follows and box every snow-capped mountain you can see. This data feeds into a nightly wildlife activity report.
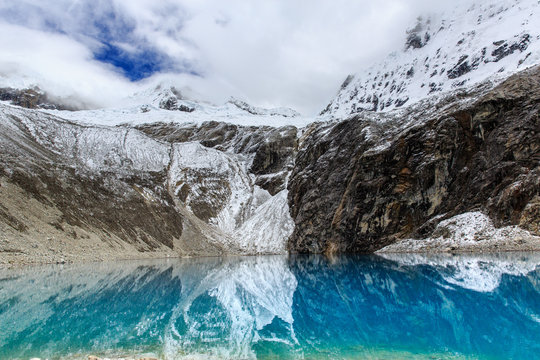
[37,83,311,128]
[0,101,298,263]
[322,0,540,117]
[1,0,539,265]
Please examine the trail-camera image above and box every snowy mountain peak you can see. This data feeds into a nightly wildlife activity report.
[322,0,540,118]
[40,81,311,128]
[126,83,301,118]
[126,83,191,110]
[227,97,301,118]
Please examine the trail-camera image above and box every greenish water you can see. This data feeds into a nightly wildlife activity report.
[0,253,539,359]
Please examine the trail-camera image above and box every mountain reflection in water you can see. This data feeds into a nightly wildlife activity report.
[0,253,539,359]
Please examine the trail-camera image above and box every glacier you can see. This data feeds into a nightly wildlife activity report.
[0,99,296,258]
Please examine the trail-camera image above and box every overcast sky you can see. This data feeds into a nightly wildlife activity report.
[0,0,465,115]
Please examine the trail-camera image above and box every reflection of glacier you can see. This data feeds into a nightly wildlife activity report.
[1,254,539,359]
[164,256,298,359]
[0,256,298,360]
[379,252,540,292]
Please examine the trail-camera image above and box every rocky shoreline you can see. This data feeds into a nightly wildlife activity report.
[28,356,158,360]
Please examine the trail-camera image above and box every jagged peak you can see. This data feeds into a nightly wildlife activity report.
[322,0,540,118]
[227,97,301,118]
[125,84,301,118]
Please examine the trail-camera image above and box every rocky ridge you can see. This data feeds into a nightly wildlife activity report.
[1,1,540,263]
[0,87,81,111]
[287,65,540,253]
[322,0,540,117]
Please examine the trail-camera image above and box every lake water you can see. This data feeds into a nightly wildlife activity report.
[0,253,539,359]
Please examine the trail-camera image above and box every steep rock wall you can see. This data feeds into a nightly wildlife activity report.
[288,66,540,253]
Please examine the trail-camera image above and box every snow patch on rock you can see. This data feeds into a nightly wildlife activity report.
[377,211,540,253]
[232,190,295,254]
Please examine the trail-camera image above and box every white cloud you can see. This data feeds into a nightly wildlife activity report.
[0,0,476,115]
[0,22,136,108]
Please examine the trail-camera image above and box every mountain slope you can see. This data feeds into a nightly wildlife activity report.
[322,0,540,118]
[288,65,540,253]
[0,103,297,264]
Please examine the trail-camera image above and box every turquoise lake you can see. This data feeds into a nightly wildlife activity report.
[0,253,539,359]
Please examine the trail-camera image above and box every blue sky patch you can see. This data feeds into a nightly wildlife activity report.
[83,4,179,81]
[94,42,172,81]
[0,0,195,82]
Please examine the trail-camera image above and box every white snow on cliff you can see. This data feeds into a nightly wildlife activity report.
[167,142,293,254]
[233,190,295,254]
[377,211,540,254]
[169,142,254,233]
[323,0,540,118]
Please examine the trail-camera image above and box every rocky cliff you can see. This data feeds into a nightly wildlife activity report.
[0,103,296,264]
[287,65,540,253]
[1,65,539,263]
[0,87,83,111]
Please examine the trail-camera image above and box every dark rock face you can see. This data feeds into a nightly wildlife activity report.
[446,34,531,80]
[340,75,355,90]
[137,121,298,195]
[491,34,530,62]
[159,96,195,112]
[3,163,182,250]
[405,18,430,50]
[287,66,540,253]
[406,33,424,49]
[447,55,472,79]
[0,87,79,111]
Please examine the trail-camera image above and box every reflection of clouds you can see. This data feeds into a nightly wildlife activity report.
[379,252,540,292]
[164,256,298,360]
